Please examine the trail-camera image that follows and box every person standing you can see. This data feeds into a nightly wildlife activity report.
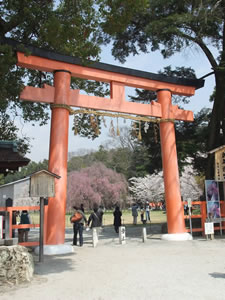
[131,203,138,225]
[145,202,151,222]
[97,205,105,227]
[113,206,122,233]
[19,210,31,242]
[71,206,87,247]
[140,206,146,224]
[88,205,102,229]
[80,203,85,213]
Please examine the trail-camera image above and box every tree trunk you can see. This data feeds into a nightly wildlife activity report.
[206,71,225,179]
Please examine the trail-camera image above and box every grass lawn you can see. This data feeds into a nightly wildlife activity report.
[101,210,167,227]
[29,210,167,228]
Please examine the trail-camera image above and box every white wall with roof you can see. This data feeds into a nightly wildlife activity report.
[0,177,39,207]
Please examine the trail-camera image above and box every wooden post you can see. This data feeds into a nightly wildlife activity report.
[201,202,207,237]
[47,71,71,245]
[119,226,126,244]
[142,227,147,242]
[157,89,186,234]
[39,197,44,262]
[92,228,98,248]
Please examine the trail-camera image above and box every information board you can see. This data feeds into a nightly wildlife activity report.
[187,198,192,208]
[204,222,214,235]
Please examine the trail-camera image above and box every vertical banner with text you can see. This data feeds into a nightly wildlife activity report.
[205,180,221,219]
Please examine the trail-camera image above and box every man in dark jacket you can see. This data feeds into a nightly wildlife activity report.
[113,206,122,233]
[88,206,102,228]
[97,205,105,227]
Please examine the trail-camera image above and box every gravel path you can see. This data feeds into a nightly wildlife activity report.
[1,226,225,300]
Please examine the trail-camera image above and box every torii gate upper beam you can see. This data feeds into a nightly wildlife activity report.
[16,48,204,122]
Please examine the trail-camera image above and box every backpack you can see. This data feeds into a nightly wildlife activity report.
[70,211,82,223]
[20,213,30,224]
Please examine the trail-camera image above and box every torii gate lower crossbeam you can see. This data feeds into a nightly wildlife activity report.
[16,47,204,244]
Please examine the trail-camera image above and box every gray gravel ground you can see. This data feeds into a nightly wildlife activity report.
[1,225,225,300]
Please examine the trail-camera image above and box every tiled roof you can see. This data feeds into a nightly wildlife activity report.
[0,141,30,174]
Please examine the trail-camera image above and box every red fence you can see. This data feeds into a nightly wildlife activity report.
[183,201,225,235]
[0,206,40,247]
[1,202,225,245]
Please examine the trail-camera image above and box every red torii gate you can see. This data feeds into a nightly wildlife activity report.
[15,43,204,244]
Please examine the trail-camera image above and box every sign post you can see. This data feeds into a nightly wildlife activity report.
[0,216,3,239]
[29,170,60,263]
[187,198,192,236]
[142,227,147,242]
[119,226,126,245]
[92,228,98,248]
[205,221,214,240]
[39,197,45,262]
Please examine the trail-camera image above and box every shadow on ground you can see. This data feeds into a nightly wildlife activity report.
[209,272,225,279]
[34,253,76,276]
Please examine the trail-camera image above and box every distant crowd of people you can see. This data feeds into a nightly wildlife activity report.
[71,201,159,247]
[71,203,136,246]
[8,201,164,246]
[131,202,151,225]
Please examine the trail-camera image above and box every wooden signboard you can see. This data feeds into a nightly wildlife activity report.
[204,222,214,235]
[29,170,60,262]
[215,150,225,181]
[30,170,60,197]
[209,145,225,181]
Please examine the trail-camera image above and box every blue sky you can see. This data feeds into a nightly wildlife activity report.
[19,44,215,162]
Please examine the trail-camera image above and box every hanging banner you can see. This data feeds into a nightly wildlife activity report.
[207,201,221,219]
[205,180,221,219]
[205,180,220,202]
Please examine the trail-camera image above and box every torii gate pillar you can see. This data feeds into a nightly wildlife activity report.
[47,70,71,245]
[157,89,190,240]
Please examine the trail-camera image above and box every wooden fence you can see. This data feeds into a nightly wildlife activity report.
[183,201,225,235]
[1,201,225,247]
[0,206,40,247]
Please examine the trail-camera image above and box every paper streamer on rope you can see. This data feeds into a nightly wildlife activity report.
[69,105,176,137]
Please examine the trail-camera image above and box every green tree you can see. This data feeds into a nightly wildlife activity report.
[176,108,211,175]
[68,145,133,178]
[128,65,209,175]
[128,108,210,176]
[68,151,96,172]
[3,159,48,184]
[105,126,154,178]
[0,0,105,150]
[99,0,225,178]
[106,147,133,178]
[93,145,109,164]
[0,112,30,154]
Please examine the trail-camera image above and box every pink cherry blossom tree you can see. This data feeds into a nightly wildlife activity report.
[67,162,128,210]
